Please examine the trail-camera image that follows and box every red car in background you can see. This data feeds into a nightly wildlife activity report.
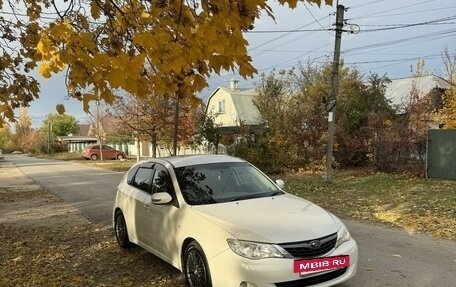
[82,145,126,160]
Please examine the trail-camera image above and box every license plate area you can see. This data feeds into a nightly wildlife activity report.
[293,255,350,274]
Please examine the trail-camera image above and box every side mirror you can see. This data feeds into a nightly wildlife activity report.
[151,192,173,205]
[275,179,285,189]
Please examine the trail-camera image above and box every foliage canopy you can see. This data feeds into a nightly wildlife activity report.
[41,113,79,137]
[0,0,332,127]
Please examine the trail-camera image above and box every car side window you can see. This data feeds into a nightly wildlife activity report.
[151,164,178,207]
[132,166,154,194]
[126,166,139,185]
[151,165,171,194]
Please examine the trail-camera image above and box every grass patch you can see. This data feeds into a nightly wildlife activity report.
[34,152,86,161]
[284,172,456,240]
[83,160,134,172]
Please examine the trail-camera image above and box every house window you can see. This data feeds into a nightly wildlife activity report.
[217,100,225,113]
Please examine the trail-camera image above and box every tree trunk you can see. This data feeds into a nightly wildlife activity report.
[151,133,157,158]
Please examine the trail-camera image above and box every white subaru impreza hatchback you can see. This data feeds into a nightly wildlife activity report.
[113,155,358,287]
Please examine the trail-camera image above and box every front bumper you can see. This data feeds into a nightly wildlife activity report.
[208,238,358,287]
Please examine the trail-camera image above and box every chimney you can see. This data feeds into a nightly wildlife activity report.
[230,79,239,90]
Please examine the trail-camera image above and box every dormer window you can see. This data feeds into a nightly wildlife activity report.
[217,99,225,114]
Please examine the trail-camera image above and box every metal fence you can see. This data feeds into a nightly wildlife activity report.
[427,129,456,180]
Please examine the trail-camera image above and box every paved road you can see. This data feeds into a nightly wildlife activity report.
[7,154,123,226]
[5,154,456,287]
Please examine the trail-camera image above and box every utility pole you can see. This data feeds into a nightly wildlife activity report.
[96,99,104,161]
[325,4,345,182]
[47,120,51,154]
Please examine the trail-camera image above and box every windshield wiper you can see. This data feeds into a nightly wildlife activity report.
[229,194,262,202]
[268,190,284,196]
[229,190,284,202]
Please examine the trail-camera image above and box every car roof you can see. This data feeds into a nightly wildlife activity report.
[142,155,246,168]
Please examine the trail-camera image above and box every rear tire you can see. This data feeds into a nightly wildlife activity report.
[114,211,134,249]
[184,241,212,287]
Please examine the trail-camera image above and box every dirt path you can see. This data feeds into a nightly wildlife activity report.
[0,160,186,287]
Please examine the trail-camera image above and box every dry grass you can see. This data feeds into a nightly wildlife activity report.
[285,171,456,240]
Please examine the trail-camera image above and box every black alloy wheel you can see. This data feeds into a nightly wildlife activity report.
[184,241,212,287]
[114,211,133,248]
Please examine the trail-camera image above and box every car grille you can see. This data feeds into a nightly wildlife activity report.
[274,267,347,287]
[278,233,337,258]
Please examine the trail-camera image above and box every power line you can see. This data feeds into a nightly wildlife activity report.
[247,28,328,33]
[252,48,333,53]
[349,0,388,10]
[349,0,438,20]
[304,3,334,36]
[361,22,456,27]
[351,4,456,20]
[360,15,456,33]
[344,28,456,54]
[249,15,330,51]
[248,15,456,34]
[344,52,453,65]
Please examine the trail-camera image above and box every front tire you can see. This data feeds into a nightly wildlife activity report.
[90,154,98,160]
[184,241,212,287]
[117,154,125,160]
[114,211,134,248]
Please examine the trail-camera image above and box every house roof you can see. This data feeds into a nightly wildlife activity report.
[58,136,97,143]
[385,75,447,111]
[207,86,262,126]
[75,124,90,136]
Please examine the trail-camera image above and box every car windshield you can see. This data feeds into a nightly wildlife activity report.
[174,162,283,205]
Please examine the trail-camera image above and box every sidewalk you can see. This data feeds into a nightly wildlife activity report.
[0,159,87,228]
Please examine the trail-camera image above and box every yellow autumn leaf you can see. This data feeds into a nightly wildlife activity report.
[82,93,98,112]
[56,104,66,114]
[168,57,187,73]
[141,11,150,19]
[239,62,257,78]
[192,74,207,91]
[91,1,101,19]
[106,70,126,88]
[39,63,52,78]
[36,40,46,56]
[50,53,66,71]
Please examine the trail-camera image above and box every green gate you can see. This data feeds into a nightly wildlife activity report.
[427,129,456,180]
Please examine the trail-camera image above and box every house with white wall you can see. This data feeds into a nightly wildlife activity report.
[206,79,263,132]
[385,74,448,128]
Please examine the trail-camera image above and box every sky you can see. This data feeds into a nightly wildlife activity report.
[25,0,456,127]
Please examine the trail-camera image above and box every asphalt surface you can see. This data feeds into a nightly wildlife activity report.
[3,154,456,287]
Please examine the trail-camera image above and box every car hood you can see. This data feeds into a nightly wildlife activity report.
[191,193,340,243]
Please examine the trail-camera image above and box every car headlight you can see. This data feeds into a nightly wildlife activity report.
[227,239,285,260]
[335,223,351,249]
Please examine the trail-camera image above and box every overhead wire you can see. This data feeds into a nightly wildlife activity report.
[348,0,438,20]
[304,3,334,36]
[344,28,456,54]
[354,5,456,20]
[249,14,331,51]
[359,15,456,32]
